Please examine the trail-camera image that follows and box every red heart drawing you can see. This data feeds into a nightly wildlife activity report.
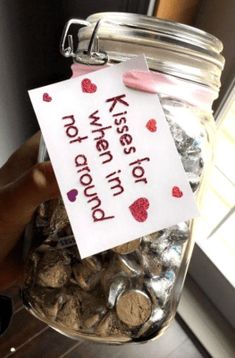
[43,93,52,102]
[172,186,183,198]
[146,119,157,132]
[67,189,78,202]
[81,78,97,93]
[129,197,150,222]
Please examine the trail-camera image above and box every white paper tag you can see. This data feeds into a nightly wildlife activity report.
[29,55,198,258]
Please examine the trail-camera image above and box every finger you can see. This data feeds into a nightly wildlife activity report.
[0,162,60,261]
[0,131,41,186]
[1,161,59,225]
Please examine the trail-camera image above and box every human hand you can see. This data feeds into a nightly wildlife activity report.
[0,132,59,290]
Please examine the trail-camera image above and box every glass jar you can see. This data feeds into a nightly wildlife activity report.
[22,12,224,343]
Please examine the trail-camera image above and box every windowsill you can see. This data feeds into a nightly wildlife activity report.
[188,243,235,329]
[178,275,235,358]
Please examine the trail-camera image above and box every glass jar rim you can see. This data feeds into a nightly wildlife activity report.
[87,12,223,53]
[77,12,225,91]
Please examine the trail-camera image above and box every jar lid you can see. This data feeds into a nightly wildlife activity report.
[77,12,224,91]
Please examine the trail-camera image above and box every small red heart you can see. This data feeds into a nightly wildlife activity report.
[43,93,52,102]
[67,189,78,202]
[81,78,97,93]
[172,186,183,198]
[129,197,150,222]
[146,119,157,132]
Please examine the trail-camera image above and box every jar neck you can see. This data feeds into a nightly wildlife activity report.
[60,15,224,93]
[71,63,216,111]
[123,70,217,111]
[79,12,224,91]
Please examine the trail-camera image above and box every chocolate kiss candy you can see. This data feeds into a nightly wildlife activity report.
[116,290,151,327]
[112,239,140,254]
[107,276,129,309]
[137,307,165,338]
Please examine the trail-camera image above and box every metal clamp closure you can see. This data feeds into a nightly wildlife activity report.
[60,18,108,65]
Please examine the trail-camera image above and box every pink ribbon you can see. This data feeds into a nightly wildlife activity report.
[71,63,217,110]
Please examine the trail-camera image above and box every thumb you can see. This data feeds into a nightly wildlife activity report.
[0,162,60,261]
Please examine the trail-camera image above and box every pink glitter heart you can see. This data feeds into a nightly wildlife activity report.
[67,189,78,202]
[172,186,183,198]
[43,93,52,102]
[129,197,150,222]
[146,119,157,132]
[81,78,97,93]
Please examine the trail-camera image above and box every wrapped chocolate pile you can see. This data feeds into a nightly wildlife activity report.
[22,12,224,344]
[23,97,207,343]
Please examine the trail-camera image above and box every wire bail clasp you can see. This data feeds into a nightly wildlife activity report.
[60,18,108,65]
